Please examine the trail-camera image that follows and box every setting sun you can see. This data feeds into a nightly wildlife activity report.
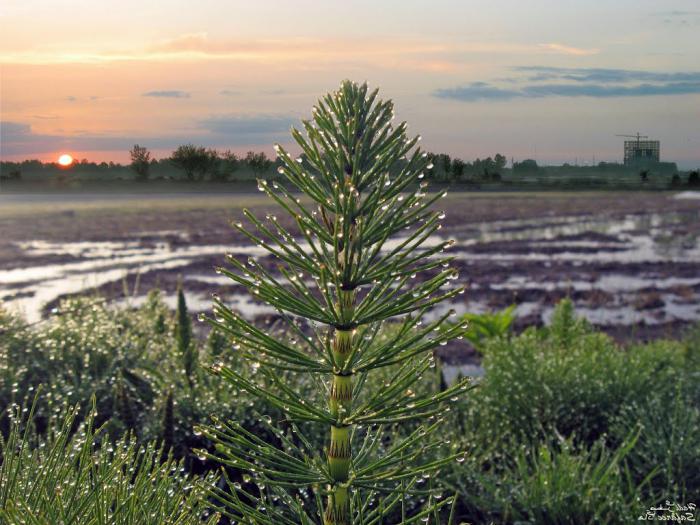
[57,154,74,166]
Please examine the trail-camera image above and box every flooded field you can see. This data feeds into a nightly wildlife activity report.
[1,191,699,361]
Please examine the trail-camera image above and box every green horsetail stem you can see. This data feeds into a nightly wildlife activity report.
[327,289,355,523]
[330,372,353,417]
[325,484,350,525]
[328,425,351,481]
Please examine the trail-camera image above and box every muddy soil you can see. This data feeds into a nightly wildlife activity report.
[1,191,699,363]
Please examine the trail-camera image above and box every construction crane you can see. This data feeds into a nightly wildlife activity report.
[616,132,648,145]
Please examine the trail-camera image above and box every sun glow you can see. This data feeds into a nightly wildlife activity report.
[58,154,74,166]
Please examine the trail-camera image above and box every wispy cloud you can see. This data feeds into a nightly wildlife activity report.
[1,121,180,156]
[142,90,190,98]
[515,66,700,83]
[652,10,700,25]
[1,33,442,65]
[0,31,601,70]
[199,114,296,142]
[435,66,700,101]
[260,88,287,96]
[537,43,599,56]
[64,95,101,103]
[435,81,700,101]
[147,32,309,57]
[524,82,700,97]
[434,83,520,101]
[0,114,300,157]
[1,122,33,141]
[655,10,700,16]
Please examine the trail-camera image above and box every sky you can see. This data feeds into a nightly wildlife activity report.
[1,0,699,167]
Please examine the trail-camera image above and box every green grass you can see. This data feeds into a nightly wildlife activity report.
[441,300,699,522]
[0,394,219,525]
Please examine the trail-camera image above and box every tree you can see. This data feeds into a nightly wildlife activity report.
[200,80,473,524]
[451,158,465,181]
[494,153,507,171]
[245,151,273,176]
[211,150,240,182]
[170,144,213,181]
[688,170,700,187]
[129,144,151,181]
[424,152,438,180]
[437,153,451,180]
[513,158,539,174]
[0,165,21,181]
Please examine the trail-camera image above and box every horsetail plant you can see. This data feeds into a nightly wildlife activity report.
[200,80,474,524]
[176,280,198,390]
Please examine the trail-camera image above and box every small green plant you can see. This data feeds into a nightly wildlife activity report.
[500,433,643,524]
[202,80,473,524]
[613,381,700,500]
[466,300,686,447]
[175,281,198,390]
[460,305,515,352]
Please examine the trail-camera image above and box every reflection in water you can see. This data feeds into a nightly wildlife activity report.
[1,209,699,330]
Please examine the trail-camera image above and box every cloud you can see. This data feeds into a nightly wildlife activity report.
[653,10,700,25]
[260,88,287,95]
[219,89,241,97]
[435,66,700,102]
[198,114,296,142]
[1,121,33,141]
[655,10,700,16]
[434,80,700,101]
[143,90,190,98]
[1,120,180,156]
[63,95,101,103]
[1,32,557,68]
[433,83,520,102]
[523,82,700,97]
[537,43,599,56]
[515,66,700,83]
[148,32,269,56]
[0,114,299,157]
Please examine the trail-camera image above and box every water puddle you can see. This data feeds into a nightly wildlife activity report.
[674,191,700,200]
[1,208,698,334]
[114,292,275,319]
[490,274,700,293]
[1,240,268,323]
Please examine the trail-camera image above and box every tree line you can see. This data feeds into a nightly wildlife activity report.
[423,152,508,182]
[130,144,273,182]
[2,144,698,187]
[131,145,514,183]
[0,146,276,183]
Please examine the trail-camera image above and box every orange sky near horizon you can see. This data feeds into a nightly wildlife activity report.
[2,0,699,167]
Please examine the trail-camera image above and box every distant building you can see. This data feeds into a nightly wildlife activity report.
[624,140,660,167]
